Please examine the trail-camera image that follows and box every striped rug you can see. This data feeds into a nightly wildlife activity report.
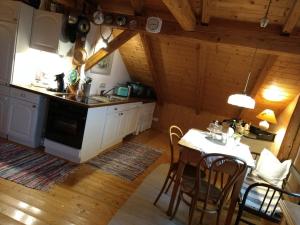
[88,142,162,181]
[0,141,78,191]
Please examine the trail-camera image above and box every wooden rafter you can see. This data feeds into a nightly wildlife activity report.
[239,55,278,118]
[249,55,278,98]
[85,30,137,71]
[139,33,164,105]
[161,0,196,31]
[108,16,300,56]
[55,0,75,8]
[201,0,210,25]
[195,44,209,114]
[282,0,300,34]
[130,0,144,15]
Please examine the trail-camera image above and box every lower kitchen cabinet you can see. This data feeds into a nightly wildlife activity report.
[101,103,141,150]
[101,111,122,149]
[7,88,46,148]
[0,94,9,137]
[137,102,156,133]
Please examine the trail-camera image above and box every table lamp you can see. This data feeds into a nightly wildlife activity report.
[256,109,277,131]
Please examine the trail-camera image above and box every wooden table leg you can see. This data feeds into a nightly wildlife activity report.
[225,168,247,225]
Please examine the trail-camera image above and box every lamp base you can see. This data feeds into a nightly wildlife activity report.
[259,120,269,131]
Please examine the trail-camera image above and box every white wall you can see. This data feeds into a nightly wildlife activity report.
[84,24,131,96]
[85,50,131,95]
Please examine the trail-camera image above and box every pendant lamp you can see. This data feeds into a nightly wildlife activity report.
[227,49,257,109]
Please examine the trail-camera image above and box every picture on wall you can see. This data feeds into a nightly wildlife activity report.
[90,53,114,75]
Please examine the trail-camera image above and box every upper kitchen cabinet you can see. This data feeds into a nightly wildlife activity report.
[0,22,17,86]
[30,10,62,53]
[0,1,19,22]
[0,1,33,86]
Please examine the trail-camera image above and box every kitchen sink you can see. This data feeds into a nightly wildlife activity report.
[90,95,127,103]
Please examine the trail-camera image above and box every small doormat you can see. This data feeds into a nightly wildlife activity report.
[0,141,78,191]
[88,142,162,181]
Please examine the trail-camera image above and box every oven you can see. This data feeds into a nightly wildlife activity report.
[45,98,87,149]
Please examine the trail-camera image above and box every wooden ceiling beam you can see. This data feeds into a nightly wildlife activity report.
[195,44,209,114]
[85,30,137,71]
[282,0,300,34]
[108,16,300,56]
[161,0,197,31]
[140,33,164,105]
[130,0,144,15]
[201,0,210,25]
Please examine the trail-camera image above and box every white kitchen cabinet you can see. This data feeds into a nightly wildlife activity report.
[101,103,142,150]
[0,21,17,85]
[8,88,46,148]
[101,112,122,149]
[0,95,9,138]
[8,98,38,144]
[0,1,19,22]
[30,10,62,53]
[137,102,156,133]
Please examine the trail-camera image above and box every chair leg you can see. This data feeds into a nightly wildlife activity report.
[154,169,172,206]
[170,192,182,220]
[165,172,176,193]
[216,210,221,225]
[234,206,243,225]
[188,197,197,225]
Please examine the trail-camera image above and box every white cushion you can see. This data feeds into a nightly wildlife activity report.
[255,148,292,188]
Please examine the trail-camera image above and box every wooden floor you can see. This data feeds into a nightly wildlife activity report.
[0,130,274,225]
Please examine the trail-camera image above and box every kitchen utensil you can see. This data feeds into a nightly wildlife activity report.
[93,11,104,25]
[68,69,79,85]
[73,47,87,65]
[77,16,90,36]
[104,14,113,24]
[55,73,65,92]
[115,15,127,26]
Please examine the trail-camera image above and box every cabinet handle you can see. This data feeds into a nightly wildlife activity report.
[120,113,124,116]
[114,108,118,111]
[32,105,36,108]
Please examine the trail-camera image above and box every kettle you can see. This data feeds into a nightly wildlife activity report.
[55,73,65,92]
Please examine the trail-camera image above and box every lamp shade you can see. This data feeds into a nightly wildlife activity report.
[256,109,277,124]
[227,94,255,109]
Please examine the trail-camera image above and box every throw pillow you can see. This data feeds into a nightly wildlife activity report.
[255,148,292,188]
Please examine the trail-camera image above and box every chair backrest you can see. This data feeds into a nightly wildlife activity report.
[169,125,184,165]
[240,182,300,223]
[199,154,247,208]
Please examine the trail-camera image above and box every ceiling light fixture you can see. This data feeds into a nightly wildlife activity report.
[260,0,272,28]
[262,85,286,102]
[227,49,257,109]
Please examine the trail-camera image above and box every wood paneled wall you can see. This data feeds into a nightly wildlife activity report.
[152,103,226,133]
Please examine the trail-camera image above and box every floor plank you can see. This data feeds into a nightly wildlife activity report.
[0,130,273,225]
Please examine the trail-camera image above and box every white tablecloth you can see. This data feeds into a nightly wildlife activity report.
[178,129,255,168]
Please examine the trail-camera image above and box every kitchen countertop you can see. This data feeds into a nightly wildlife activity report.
[10,84,155,108]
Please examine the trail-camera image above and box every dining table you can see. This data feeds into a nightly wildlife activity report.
[166,128,256,225]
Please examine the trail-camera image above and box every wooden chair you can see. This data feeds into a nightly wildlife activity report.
[153,125,184,206]
[234,182,300,225]
[171,153,247,225]
[234,152,299,225]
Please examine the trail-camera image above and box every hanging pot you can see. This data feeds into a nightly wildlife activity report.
[73,47,87,66]
[77,16,90,36]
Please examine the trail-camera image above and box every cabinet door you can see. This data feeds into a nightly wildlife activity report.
[125,108,138,135]
[0,22,17,85]
[7,98,38,144]
[101,112,121,149]
[0,1,19,22]
[0,95,9,137]
[30,10,62,52]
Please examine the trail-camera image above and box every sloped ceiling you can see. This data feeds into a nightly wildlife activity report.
[96,0,300,123]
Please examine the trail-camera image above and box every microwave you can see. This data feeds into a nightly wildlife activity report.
[114,86,130,97]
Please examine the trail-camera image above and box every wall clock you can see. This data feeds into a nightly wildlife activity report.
[146,17,162,33]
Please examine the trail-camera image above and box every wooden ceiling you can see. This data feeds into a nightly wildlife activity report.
[59,0,300,123]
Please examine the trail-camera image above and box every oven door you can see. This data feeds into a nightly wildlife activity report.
[45,99,87,149]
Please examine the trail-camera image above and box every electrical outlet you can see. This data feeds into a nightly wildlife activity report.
[99,83,106,88]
